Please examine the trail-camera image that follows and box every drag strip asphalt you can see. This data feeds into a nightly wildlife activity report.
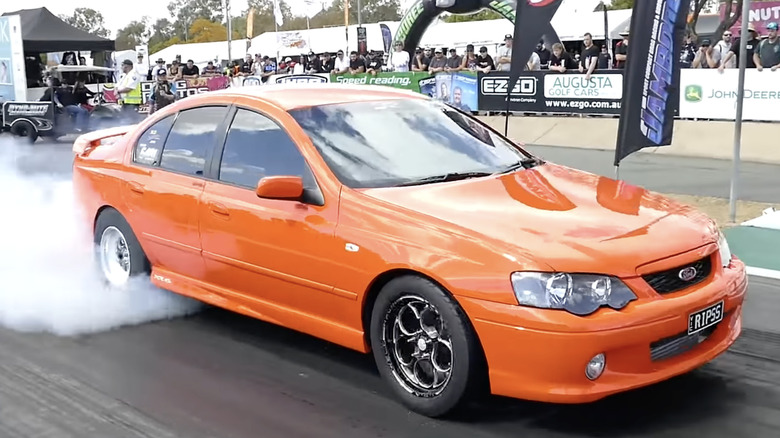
[526,145,780,204]
[0,277,778,438]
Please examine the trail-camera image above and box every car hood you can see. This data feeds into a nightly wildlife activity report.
[360,163,718,276]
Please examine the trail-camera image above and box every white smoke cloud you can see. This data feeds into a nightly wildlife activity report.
[0,137,203,337]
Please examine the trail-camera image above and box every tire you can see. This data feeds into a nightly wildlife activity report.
[10,120,38,143]
[93,209,151,288]
[370,275,485,417]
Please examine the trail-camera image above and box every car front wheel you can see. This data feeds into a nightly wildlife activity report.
[93,209,150,288]
[370,275,485,417]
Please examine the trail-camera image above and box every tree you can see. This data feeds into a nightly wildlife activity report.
[605,0,633,10]
[116,19,151,50]
[604,0,742,40]
[242,0,401,35]
[59,8,110,38]
[443,10,501,23]
[188,18,241,42]
[150,36,182,55]
[167,0,225,41]
[148,18,176,50]
[694,0,743,41]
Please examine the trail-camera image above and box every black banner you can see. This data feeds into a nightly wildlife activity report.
[614,0,690,166]
[357,26,367,56]
[478,71,624,115]
[507,0,564,93]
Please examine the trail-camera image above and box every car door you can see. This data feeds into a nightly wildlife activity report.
[198,105,348,323]
[124,105,231,280]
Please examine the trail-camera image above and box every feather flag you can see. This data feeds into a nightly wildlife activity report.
[273,0,284,28]
[247,6,255,38]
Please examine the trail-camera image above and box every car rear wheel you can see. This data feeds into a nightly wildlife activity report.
[370,275,485,417]
[11,120,38,143]
[94,209,150,288]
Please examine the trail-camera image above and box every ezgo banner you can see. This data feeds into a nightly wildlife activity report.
[477,70,624,114]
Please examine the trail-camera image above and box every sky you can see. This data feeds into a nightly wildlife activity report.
[1,0,604,38]
[0,0,333,36]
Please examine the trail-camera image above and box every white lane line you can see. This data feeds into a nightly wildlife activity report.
[746,266,780,280]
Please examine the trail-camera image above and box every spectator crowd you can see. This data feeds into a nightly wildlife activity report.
[137,20,779,87]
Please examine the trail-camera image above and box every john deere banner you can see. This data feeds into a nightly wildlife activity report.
[614,0,690,166]
[477,70,624,114]
[679,69,780,122]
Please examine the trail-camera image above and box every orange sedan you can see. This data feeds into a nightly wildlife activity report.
[72,84,747,418]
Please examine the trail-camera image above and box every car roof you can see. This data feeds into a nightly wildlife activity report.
[202,83,429,110]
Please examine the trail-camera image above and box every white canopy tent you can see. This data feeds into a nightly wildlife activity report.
[248,23,393,58]
[150,40,249,67]
[553,9,633,41]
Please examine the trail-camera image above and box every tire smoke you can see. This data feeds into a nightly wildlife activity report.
[0,137,203,337]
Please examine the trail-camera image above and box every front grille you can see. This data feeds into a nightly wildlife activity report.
[650,321,721,361]
[642,256,712,295]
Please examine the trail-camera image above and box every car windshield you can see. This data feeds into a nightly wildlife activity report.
[288,99,533,188]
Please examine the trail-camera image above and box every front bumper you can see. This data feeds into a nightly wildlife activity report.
[458,257,748,404]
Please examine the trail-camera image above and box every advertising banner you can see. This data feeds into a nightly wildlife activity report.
[268,73,330,84]
[614,0,690,166]
[329,71,478,96]
[99,76,231,107]
[2,101,55,133]
[477,71,623,114]
[678,68,780,122]
[430,73,478,112]
[0,14,28,102]
[721,1,780,36]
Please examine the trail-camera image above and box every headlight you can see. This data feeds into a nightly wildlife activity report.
[511,272,637,316]
[718,232,733,268]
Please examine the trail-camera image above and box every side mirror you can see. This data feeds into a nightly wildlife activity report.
[255,176,304,201]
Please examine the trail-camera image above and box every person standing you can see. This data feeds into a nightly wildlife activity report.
[719,24,760,71]
[614,28,629,69]
[149,68,175,114]
[754,22,780,71]
[116,59,141,120]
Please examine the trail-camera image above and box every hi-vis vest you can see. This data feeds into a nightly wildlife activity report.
[117,72,143,105]
[122,86,143,105]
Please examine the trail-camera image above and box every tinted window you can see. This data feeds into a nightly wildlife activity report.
[133,116,174,166]
[219,109,313,189]
[288,99,530,188]
[160,106,227,176]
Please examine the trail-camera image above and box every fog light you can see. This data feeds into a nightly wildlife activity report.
[585,353,606,380]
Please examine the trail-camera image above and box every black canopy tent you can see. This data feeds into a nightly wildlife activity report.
[1,7,115,53]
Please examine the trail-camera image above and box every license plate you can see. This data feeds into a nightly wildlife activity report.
[688,301,724,335]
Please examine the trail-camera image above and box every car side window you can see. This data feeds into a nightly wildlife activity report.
[218,108,314,189]
[159,106,227,176]
[133,115,174,166]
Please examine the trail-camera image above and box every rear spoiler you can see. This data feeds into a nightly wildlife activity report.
[72,125,136,156]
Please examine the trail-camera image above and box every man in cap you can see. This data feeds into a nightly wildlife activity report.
[720,23,760,71]
[614,27,629,68]
[147,57,165,80]
[116,59,141,118]
[496,34,513,71]
[135,53,148,77]
[754,22,780,71]
[148,67,175,114]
